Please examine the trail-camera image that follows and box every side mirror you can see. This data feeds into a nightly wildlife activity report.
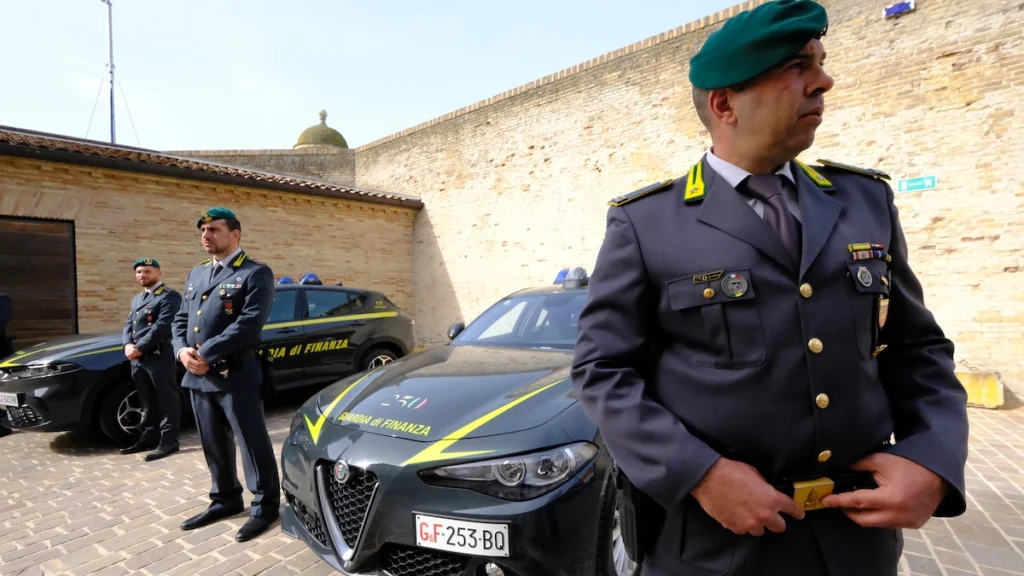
[447,322,465,341]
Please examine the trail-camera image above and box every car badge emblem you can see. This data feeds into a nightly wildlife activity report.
[333,460,350,484]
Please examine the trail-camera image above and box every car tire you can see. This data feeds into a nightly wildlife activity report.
[596,472,642,576]
[361,346,398,371]
[97,379,146,445]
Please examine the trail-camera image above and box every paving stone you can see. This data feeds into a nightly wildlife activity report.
[905,552,944,576]
[962,542,1024,573]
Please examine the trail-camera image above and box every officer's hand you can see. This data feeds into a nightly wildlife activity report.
[128,349,142,360]
[691,457,805,536]
[820,452,947,529]
[124,344,136,358]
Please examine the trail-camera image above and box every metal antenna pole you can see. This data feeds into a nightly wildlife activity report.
[101,0,115,143]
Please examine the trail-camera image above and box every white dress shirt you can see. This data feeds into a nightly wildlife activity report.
[705,150,802,223]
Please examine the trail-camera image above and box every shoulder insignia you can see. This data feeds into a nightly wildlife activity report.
[794,159,834,188]
[194,258,211,268]
[232,253,247,267]
[682,162,706,203]
[154,285,165,295]
[816,159,891,181]
[608,179,674,207]
[247,256,267,266]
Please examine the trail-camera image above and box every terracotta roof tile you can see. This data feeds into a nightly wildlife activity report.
[0,125,422,209]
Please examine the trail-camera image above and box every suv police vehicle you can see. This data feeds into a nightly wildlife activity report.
[0,273,415,444]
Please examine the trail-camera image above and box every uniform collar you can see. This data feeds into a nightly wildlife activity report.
[144,281,164,294]
[705,149,796,189]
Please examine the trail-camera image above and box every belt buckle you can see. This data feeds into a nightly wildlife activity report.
[791,477,835,511]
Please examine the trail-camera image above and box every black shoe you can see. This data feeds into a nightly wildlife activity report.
[235,514,279,542]
[180,504,244,531]
[144,444,179,462]
[120,436,158,455]
[0,424,11,438]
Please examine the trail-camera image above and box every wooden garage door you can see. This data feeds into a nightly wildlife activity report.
[0,217,77,348]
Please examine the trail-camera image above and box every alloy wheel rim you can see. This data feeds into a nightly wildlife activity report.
[612,508,638,575]
[117,391,146,435]
[368,355,394,369]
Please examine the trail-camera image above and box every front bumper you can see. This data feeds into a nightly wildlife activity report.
[281,425,607,576]
[0,368,98,431]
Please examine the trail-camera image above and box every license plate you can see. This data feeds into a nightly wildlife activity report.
[0,392,19,407]
[414,514,510,557]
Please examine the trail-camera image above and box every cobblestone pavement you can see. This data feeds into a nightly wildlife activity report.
[0,394,1022,576]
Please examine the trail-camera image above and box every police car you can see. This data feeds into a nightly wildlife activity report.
[279,268,639,576]
[0,273,415,445]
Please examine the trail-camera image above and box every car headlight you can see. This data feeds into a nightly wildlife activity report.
[288,410,313,451]
[2,362,81,380]
[418,442,598,501]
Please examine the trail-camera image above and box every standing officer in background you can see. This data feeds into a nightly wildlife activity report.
[172,207,281,543]
[120,258,182,460]
[571,1,969,575]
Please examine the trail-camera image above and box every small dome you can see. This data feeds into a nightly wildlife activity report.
[294,110,348,149]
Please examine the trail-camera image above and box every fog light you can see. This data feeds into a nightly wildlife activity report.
[484,563,504,576]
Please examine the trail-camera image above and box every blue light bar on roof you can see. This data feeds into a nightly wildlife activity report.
[300,272,323,285]
[554,269,570,284]
[277,276,294,284]
[883,0,914,18]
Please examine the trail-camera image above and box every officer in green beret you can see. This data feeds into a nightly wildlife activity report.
[172,207,281,542]
[120,258,183,460]
[572,1,969,575]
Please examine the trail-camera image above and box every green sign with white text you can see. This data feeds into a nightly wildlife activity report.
[897,176,937,193]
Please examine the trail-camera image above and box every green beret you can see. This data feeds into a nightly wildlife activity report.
[689,0,828,90]
[196,207,237,229]
[133,257,159,270]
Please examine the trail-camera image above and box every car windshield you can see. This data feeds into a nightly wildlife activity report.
[451,290,588,351]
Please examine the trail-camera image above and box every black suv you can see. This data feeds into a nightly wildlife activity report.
[0,278,415,444]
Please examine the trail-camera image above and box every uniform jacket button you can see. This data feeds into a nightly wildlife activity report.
[815,393,830,409]
[808,338,823,353]
[202,295,208,300]
[197,310,202,315]
[703,288,715,299]
[800,283,813,298]
[194,327,200,332]
[818,450,832,463]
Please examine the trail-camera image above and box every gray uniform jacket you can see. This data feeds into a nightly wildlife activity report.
[171,251,274,392]
[571,155,969,576]
[122,283,181,358]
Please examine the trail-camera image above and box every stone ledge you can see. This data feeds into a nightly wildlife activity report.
[956,371,1004,409]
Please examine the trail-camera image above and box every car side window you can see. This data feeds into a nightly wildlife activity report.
[266,290,298,323]
[305,290,365,319]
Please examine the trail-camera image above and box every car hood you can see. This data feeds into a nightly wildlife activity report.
[315,345,577,442]
[0,332,124,368]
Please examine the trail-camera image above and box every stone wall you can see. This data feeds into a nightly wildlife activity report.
[170,147,356,186]
[0,156,416,335]
[354,0,1024,397]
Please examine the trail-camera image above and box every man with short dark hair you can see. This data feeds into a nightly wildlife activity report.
[172,207,280,543]
[120,258,182,460]
[571,2,969,575]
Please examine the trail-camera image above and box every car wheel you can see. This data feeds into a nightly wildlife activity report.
[597,473,641,576]
[97,379,145,445]
[361,347,398,371]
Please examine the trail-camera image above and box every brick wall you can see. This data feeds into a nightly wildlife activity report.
[170,147,356,186]
[354,0,1024,397]
[0,156,416,336]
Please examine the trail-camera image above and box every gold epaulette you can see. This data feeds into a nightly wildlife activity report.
[194,258,212,268]
[817,159,891,181]
[608,179,674,207]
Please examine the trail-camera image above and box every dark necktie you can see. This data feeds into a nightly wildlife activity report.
[210,262,222,283]
[743,174,801,266]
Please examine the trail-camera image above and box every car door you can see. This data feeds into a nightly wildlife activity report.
[300,288,376,385]
[259,288,308,388]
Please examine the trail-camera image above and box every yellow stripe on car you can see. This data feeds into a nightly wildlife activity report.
[64,346,124,360]
[403,378,566,466]
[0,339,111,368]
[264,311,398,331]
[305,369,378,445]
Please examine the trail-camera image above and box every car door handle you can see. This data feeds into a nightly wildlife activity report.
[275,328,299,334]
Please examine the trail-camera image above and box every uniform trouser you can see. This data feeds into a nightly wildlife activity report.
[190,387,280,519]
[130,355,180,446]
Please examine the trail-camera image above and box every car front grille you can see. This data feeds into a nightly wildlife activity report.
[382,544,470,576]
[325,465,378,549]
[6,405,43,427]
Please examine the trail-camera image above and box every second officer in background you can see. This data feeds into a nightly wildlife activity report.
[172,207,281,543]
[120,258,182,460]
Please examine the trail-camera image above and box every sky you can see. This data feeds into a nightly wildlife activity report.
[0,0,740,152]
